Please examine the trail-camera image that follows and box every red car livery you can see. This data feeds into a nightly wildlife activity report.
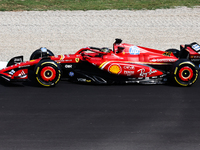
[0,39,199,87]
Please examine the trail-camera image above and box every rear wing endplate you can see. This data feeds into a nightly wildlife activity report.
[7,56,23,67]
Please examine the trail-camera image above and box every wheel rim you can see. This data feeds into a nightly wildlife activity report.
[40,66,56,81]
[178,66,193,81]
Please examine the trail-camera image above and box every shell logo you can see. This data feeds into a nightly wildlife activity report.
[109,64,121,74]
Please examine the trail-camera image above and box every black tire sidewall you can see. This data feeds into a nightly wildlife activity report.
[30,49,54,60]
[165,49,180,58]
[173,60,198,86]
[34,60,61,87]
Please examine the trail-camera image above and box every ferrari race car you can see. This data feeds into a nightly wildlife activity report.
[0,39,200,87]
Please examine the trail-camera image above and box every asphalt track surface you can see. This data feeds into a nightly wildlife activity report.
[0,79,200,150]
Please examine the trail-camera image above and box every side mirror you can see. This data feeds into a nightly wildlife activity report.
[115,39,122,44]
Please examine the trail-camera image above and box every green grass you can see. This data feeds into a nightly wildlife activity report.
[0,0,200,11]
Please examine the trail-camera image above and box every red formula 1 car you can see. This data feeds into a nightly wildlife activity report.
[0,39,199,87]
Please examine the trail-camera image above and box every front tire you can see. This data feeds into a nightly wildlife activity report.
[34,60,61,87]
[165,49,180,58]
[173,59,198,86]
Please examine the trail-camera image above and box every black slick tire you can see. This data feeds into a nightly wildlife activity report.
[165,49,180,58]
[34,60,61,87]
[173,59,198,86]
[30,49,54,60]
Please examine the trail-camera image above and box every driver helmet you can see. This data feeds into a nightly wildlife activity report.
[101,47,111,53]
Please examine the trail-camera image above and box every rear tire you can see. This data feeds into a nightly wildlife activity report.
[30,49,54,60]
[173,59,198,86]
[34,60,61,87]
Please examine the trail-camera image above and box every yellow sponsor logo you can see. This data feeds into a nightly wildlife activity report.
[109,65,121,74]
[162,51,172,57]
[60,55,64,60]
[75,58,79,63]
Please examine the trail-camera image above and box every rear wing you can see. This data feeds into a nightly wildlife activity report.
[7,56,23,67]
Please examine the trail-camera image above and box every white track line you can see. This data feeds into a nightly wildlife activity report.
[0,61,7,70]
